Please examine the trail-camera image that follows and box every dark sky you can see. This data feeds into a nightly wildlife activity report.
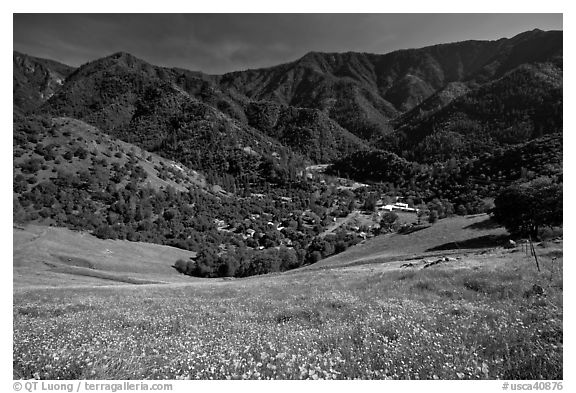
[13,14,562,75]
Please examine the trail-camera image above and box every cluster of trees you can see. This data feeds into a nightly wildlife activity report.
[172,225,365,279]
[173,246,301,278]
[15,126,390,278]
[15,116,378,277]
[328,133,562,216]
[15,154,360,277]
[303,230,362,265]
[492,177,562,238]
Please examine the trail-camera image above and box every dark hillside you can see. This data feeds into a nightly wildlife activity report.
[13,51,75,114]
[216,30,562,140]
[380,62,562,163]
[245,101,368,161]
[39,53,307,182]
[40,52,361,170]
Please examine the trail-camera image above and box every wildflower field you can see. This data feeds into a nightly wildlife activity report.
[13,248,562,380]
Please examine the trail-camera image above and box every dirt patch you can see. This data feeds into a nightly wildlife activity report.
[54,254,95,269]
[50,265,161,285]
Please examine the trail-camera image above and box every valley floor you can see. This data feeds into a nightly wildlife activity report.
[13,226,563,379]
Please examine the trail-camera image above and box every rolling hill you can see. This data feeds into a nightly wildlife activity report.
[13,224,197,289]
[308,214,508,269]
[13,116,209,194]
[12,114,247,253]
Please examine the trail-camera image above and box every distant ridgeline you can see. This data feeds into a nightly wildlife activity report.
[13,29,563,277]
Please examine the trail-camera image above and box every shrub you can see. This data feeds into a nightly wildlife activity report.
[334,241,347,254]
[307,251,322,264]
[456,204,468,215]
[19,158,43,174]
[463,278,490,293]
[74,147,89,159]
[538,227,562,240]
[173,258,193,275]
[413,280,435,291]
[217,254,239,277]
[244,249,281,276]
[278,247,299,271]
[193,261,215,277]
[93,224,118,240]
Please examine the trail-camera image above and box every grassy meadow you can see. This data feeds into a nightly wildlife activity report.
[13,245,562,380]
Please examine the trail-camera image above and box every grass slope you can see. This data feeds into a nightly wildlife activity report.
[13,242,562,379]
[13,224,198,289]
[310,214,508,269]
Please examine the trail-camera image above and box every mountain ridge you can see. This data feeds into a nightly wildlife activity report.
[214,29,562,139]
[15,28,563,169]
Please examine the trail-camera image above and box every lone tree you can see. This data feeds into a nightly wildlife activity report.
[380,211,399,233]
[416,207,428,225]
[363,193,378,212]
[492,177,562,238]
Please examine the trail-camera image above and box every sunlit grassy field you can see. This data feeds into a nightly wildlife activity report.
[13,247,562,380]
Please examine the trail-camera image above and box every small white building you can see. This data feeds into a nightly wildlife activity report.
[380,202,419,213]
